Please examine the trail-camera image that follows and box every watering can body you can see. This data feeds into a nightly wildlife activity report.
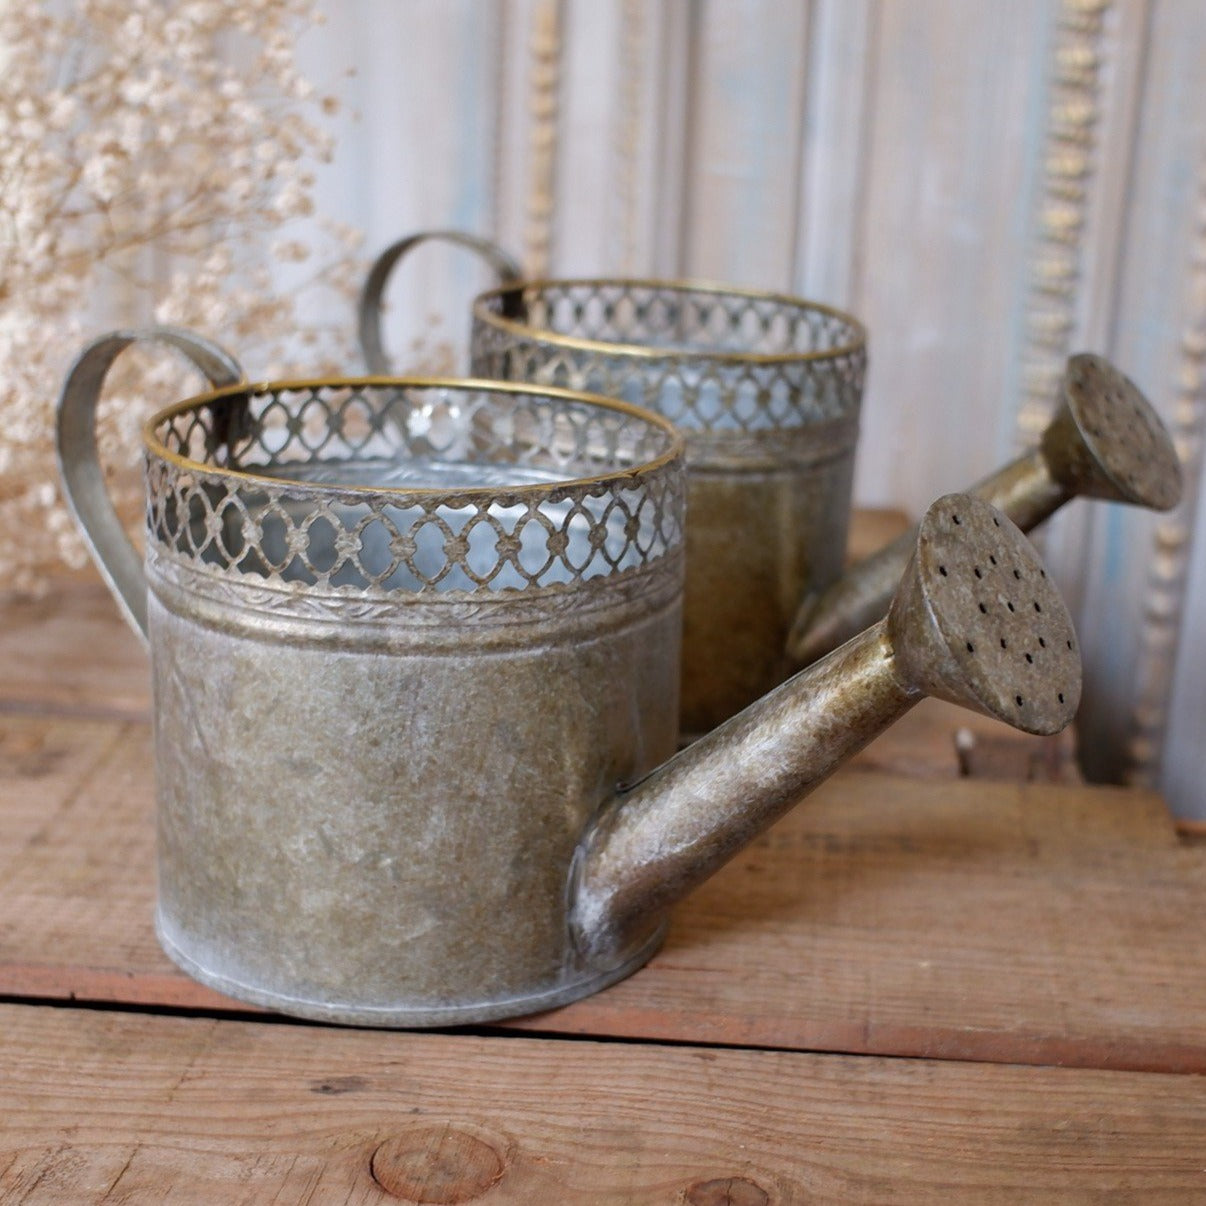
[149,555,679,1024]
[59,331,684,1024]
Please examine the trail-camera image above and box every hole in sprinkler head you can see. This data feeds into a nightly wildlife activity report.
[989,555,997,566]
[966,641,975,653]
[993,517,1001,527]
[1013,569,1022,579]
[1059,692,1065,703]
[1007,601,1016,612]
[1016,694,1024,707]
[1039,636,1047,647]
[974,567,982,579]
[1000,638,1008,649]
[979,602,988,614]
[952,514,961,525]
[1066,639,1074,650]
[939,565,948,576]
[1025,653,1034,664]
[1034,601,1042,613]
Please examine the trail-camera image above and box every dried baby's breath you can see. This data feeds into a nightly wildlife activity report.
[0,0,363,593]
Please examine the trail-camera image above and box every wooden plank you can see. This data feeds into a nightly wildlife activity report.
[0,713,1198,1072]
[0,585,148,721]
[2,1003,1204,1204]
[850,0,1052,512]
[678,0,812,291]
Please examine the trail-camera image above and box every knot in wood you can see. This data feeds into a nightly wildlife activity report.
[684,1175,771,1206]
[370,1123,508,1203]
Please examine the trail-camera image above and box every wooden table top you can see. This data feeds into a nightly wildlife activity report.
[2,514,1204,1201]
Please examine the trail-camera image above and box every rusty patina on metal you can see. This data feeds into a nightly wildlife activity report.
[59,329,1080,1028]
[787,353,1184,666]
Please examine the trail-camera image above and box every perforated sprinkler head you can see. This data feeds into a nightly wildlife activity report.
[887,494,1081,735]
[572,492,1082,965]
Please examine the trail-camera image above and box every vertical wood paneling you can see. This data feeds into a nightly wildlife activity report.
[607,0,693,276]
[848,0,1051,511]
[520,0,565,275]
[647,1,696,278]
[299,1,501,371]
[1072,0,1206,808]
[1128,156,1206,793]
[492,0,537,258]
[1163,472,1206,817]
[1012,0,1151,630]
[554,0,623,273]
[679,0,812,290]
[793,0,876,308]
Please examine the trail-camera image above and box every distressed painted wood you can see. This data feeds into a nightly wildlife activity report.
[677,0,812,291]
[298,1,505,374]
[2,1004,1205,1204]
[0,709,1198,1071]
[1075,0,1206,811]
[849,0,1053,512]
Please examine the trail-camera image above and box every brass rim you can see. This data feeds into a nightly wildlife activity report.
[471,276,868,365]
[141,375,686,499]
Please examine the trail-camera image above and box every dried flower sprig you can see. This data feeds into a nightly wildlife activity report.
[0,0,362,592]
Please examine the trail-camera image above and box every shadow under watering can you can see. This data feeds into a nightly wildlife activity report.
[358,229,869,738]
[58,326,1080,1027]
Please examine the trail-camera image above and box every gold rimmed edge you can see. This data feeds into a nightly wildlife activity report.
[141,376,686,499]
[471,276,869,365]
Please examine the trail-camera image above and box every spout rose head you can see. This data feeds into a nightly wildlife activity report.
[888,494,1082,736]
[1043,353,1182,511]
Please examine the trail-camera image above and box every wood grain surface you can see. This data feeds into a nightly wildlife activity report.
[0,710,1198,1072]
[2,1002,1204,1204]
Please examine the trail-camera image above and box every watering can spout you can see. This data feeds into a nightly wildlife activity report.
[787,353,1182,667]
[570,492,1082,968]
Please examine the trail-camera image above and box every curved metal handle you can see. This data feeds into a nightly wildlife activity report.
[55,327,245,646]
[357,229,523,373]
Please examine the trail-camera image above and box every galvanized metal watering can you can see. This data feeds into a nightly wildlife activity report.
[359,230,868,737]
[58,327,1081,1027]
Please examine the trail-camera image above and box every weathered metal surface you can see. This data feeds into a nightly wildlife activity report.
[59,331,1080,1027]
[54,330,244,643]
[57,330,686,1025]
[357,232,868,737]
[571,492,1082,964]
[468,278,867,737]
[788,353,1184,667]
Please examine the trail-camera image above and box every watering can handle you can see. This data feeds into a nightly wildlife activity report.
[357,230,523,374]
[55,327,245,647]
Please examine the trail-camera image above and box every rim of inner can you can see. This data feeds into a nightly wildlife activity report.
[471,276,868,365]
[141,375,686,499]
